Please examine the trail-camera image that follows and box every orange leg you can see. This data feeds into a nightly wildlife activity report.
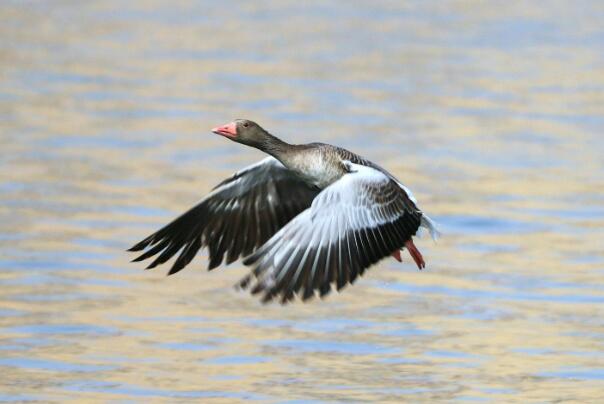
[391,249,402,262]
[404,239,425,270]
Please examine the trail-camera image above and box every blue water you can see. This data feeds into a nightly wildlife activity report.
[1,0,603,402]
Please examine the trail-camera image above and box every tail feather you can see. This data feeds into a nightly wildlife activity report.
[420,214,441,242]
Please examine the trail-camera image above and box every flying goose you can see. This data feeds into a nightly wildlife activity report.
[129,119,439,303]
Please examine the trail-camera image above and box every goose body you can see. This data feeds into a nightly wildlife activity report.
[129,119,439,303]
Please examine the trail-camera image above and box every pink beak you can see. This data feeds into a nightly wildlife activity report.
[212,122,237,138]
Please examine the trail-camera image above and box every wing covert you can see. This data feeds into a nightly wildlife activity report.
[240,163,423,303]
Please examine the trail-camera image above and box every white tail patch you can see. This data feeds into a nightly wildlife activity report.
[392,180,440,241]
[420,214,441,241]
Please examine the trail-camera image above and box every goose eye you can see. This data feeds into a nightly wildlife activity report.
[243,122,249,128]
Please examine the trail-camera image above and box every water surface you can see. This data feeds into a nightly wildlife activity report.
[1,1,603,402]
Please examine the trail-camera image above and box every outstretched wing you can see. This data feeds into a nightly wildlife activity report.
[129,157,320,274]
[240,162,423,303]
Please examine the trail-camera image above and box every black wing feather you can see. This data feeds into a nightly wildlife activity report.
[129,157,319,274]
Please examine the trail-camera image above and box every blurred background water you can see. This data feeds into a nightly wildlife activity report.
[1,0,603,402]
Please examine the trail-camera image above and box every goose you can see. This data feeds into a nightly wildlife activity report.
[129,119,439,303]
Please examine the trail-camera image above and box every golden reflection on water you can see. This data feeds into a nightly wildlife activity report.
[1,1,603,402]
